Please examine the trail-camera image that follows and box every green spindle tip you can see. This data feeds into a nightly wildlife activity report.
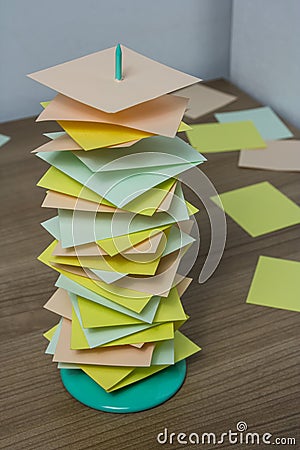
[115,44,122,81]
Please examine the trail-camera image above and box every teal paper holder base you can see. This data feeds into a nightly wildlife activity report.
[60,359,186,413]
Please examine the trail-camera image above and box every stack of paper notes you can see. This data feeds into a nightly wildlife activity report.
[29,46,204,398]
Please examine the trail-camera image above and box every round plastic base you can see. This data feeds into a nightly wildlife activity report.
[60,360,186,413]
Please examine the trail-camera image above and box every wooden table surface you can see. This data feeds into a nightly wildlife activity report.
[0,80,299,450]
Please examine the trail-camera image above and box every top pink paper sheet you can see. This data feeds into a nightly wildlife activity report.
[28,46,201,113]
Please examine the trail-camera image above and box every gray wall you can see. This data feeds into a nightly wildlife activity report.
[0,0,232,122]
[2,0,299,128]
[230,0,300,129]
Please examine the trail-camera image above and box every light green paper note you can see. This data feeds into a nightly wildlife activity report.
[215,106,293,141]
[55,275,161,323]
[0,134,10,147]
[186,121,266,153]
[36,148,201,208]
[45,319,63,354]
[246,256,300,312]
[211,181,300,237]
[37,165,178,216]
[57,182,189,247]
[72,135,206,172]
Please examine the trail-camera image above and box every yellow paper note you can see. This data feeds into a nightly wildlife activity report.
[77,331,198,392]
[71,307,90,349]
[102,322,174,347]
[37,166,176,216]
[59,121,152,150]
[246,256,300,312]
[40,101,50,108]
[186,121,266,153]
[38,240,153,312]
[79,287,187,328]
[120,178,176,216]
[109,331,201,391]
[43,323,59,341]
[97,225,171,256]
[211,181,300,237]
[71,319,174,350]
[49,248,161,275]
[59,121,190,151]
[186,201,199,215]
[173,317,188,331]
[37,166,112,205]
[79,364,134,391]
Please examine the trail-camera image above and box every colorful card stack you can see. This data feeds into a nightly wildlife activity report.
[29,46,205,412]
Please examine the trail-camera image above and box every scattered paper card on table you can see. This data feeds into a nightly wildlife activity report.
[246,256,300,312]
[0,134,10,147]
[211,181,300,237]
[173,83,237,119]
[28,46,200,113]
[215,106,293,141]
[239,140,300,171]
[37,93,189,138]
[186,121,266,153]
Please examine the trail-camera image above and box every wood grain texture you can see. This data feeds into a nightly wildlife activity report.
[0,80,299,450]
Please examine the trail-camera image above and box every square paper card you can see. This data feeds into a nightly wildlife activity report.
[211,181,300,237]
[28,46,200,113]
[0,134,10,147]
[246,256,300,312]
[174,83,237,119]
[186,121,265,153]
[239,140,300,172]
[215,106,293,141]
